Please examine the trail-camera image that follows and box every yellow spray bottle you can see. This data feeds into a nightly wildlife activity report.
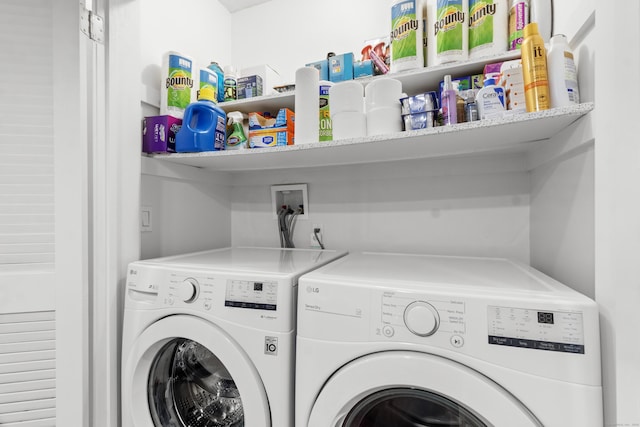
[521,22,550,112]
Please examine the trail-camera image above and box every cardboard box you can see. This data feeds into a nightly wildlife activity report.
[305,60,329,81]
[240,64,282,96]
[353,60,374,79]
[142,115,182,153]
[248,108,295,148]
[248,129,294,148]
[249,108,294,131]
[329,53,354,82]
[237,75,263,99]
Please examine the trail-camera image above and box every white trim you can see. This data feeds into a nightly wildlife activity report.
[53,0,90,425]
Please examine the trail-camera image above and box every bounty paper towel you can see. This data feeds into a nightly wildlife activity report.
[469,0,508,59]
[427,0,469,66]
[160,51,195,119]
[390,0,427,73]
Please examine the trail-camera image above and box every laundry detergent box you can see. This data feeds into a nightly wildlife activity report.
[237,75,263,99]
[142,115,182,153]
[329,53,354,82]
[305,60,329,81]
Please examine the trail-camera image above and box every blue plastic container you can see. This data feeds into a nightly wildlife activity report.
[175,87,227,152]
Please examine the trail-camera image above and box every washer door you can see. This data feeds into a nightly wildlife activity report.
[123,315,270,427]
[308,351,542,427]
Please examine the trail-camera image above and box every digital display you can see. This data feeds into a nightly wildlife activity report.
[537,311,554,324]
[254,282,263,291]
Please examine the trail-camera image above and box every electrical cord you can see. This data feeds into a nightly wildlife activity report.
[277,205,304,249]
[313,227,325,250]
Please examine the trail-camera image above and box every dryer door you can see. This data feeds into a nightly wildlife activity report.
[123,315,270,427]
[308,351,542,427]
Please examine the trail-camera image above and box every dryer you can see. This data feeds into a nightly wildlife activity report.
[296,252,602,427]
[121,246,346,427]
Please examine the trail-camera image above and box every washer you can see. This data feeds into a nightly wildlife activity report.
[121,246,346,427]
[296,252,603,427]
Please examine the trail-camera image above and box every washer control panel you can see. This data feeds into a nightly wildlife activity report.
[487,306,585,354]
[380,292,466,339]
[225,280,278,311]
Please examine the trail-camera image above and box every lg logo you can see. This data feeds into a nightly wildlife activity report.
[306,286,320,293]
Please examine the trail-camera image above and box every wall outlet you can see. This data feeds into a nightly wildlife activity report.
[310,224,323,248]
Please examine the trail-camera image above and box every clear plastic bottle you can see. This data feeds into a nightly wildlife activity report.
[547,34,580,108]
[223,65,237,102]
[441,74,458,125]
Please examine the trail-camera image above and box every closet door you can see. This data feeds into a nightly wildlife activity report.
[0,0,95,425]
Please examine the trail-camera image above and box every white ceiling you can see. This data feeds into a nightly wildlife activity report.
[218,0,272,13]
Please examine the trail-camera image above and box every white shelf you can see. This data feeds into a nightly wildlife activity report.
[148,102,594,172]
[215,50,522,115]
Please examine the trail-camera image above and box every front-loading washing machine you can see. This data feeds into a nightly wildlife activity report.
[121,246,346,427]
[296,252,602,427]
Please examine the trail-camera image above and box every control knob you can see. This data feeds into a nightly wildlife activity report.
[177,278,199,303]
[403,301,440,337]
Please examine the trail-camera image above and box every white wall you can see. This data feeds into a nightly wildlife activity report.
[140,0,233,96]
[140,159,232,259]
[230,0,389,83]
[231,153,531,262]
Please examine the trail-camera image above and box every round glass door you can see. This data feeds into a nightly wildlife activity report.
[148,338,244,427]
[122,315,270,427]
[342,388,485,427]
[307,351,541,427]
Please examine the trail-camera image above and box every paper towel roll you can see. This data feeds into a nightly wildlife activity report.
[331,112,367,140]
[469,0,508,59]
[427,0,469,67]
[294,67,320,144]
[365,78,403,111]
[160,51,195,119]
[366,105,403,136]
[390,0,427,72]
[329,81,364,115]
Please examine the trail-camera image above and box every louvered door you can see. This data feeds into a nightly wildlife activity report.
[1,0,91,425]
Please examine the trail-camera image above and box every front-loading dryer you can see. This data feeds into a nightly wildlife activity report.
[121,246,346,427]
[296,252,603,427]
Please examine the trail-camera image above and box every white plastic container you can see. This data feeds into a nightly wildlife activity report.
[476,78,506,119]
[547,34,580,108]
[390,0,427,72]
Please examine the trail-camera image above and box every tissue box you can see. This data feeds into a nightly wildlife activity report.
[329,53,354,82]
[249,108,294,131]
[240,64,281,96]
[248,108,295,148]
[237,75,263,99]
[306,60,329,81]
[248,129,294,148]
[142,115,182,153]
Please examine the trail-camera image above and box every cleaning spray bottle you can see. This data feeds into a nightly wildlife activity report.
[225,112,247,150]
[521,22,550,112]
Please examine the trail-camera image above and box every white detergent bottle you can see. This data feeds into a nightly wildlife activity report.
[476,78,506,119]
[547,34,580,108]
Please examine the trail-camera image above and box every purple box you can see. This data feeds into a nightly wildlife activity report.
[142,115,182,153]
